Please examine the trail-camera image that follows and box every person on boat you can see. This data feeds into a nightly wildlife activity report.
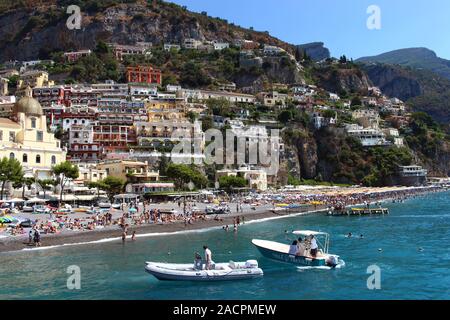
[194,252,202,270]
[289,240,298,255]
[297,237,306,256]
[310,235,318,257]
[203,245,213,270]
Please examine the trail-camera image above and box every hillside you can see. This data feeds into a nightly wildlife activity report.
[0,0,295,62]
[357,48,450,80]
[361,63,450,125]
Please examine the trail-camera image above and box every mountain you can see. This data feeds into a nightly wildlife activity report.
[357,48,450,80]
[296,42,330,61]
[0,0,294,62]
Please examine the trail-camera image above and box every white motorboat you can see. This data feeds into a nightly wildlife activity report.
[145,260,263,281]
[252,230,345,268]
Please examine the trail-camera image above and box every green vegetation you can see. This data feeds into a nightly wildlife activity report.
[404,112,448,160]
[96,176,126,201]
[0,157,24,200]
[166,164,208,190]
[218,175,247,192]
[362,147,413,187]
[52,161,79,206]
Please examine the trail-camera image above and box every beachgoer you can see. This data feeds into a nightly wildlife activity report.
[203,245,213,270]
[289,240,299,255]
[297,237,306,256]
[131,231,136,241]
[28,229,33,244]
[33,229,41,247]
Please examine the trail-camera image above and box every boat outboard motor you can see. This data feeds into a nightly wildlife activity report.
[326,256,338,268]
[245,260,258,269]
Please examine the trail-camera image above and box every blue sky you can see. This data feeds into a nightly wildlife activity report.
[169,0,450,60]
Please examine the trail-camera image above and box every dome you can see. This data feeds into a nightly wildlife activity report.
[14,96,43,116]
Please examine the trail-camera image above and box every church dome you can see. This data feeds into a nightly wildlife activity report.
[14,96,43,116]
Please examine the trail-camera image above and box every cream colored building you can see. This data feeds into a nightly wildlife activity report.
[216,167,268,191]
[0,87,66,179]
[96,160,159,183]
[74,163,108,184]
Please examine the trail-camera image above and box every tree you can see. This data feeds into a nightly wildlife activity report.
[37,179,54,199]
[278,110,293,124]
[100,176,126,202]
[158,153,170,177]
[166,164,207,190]
[201,115,214,132]
[351,96,362,107]
[14,177,35,199]
[0,157,24,200]
[186,111,198,123]
[218,175,247,192]
[52,161,79,206]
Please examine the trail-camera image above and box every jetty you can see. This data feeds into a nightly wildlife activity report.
[328,207,389,216]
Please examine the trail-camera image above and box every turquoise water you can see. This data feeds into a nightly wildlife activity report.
[0,191,449,300]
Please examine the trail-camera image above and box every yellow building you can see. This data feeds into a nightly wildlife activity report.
[0,87,66,179]
[16,71,54,96]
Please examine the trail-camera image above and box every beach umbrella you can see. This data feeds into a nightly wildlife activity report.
[4,216,18,223]
[129,208,137,213]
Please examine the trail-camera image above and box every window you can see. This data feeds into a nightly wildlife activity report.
[36,155,41,164]
[9,131,15,142]
[0,130,3,140]
[36,131,43,142]
[31,118,36,128]
[9,153,14,160]
[23,154,28,163]
[51,155,56,165]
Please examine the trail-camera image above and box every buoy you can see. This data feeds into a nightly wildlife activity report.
[168,251,171,255]
[378,248,383,252]
[419,247,424,252]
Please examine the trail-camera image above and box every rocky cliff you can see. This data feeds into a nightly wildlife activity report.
[313,65,371,95]
[0,0,295,62]
[296,42,330,61]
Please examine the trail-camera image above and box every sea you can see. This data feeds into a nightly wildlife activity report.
[0,191,449,300]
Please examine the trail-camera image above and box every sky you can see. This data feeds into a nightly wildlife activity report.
[169,0,450,60]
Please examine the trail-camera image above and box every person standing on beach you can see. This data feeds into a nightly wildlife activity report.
[28,228,33,244]
[131,231,136,241]
[33,228,41,247]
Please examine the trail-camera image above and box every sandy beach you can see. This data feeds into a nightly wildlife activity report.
[0,185,446,254]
